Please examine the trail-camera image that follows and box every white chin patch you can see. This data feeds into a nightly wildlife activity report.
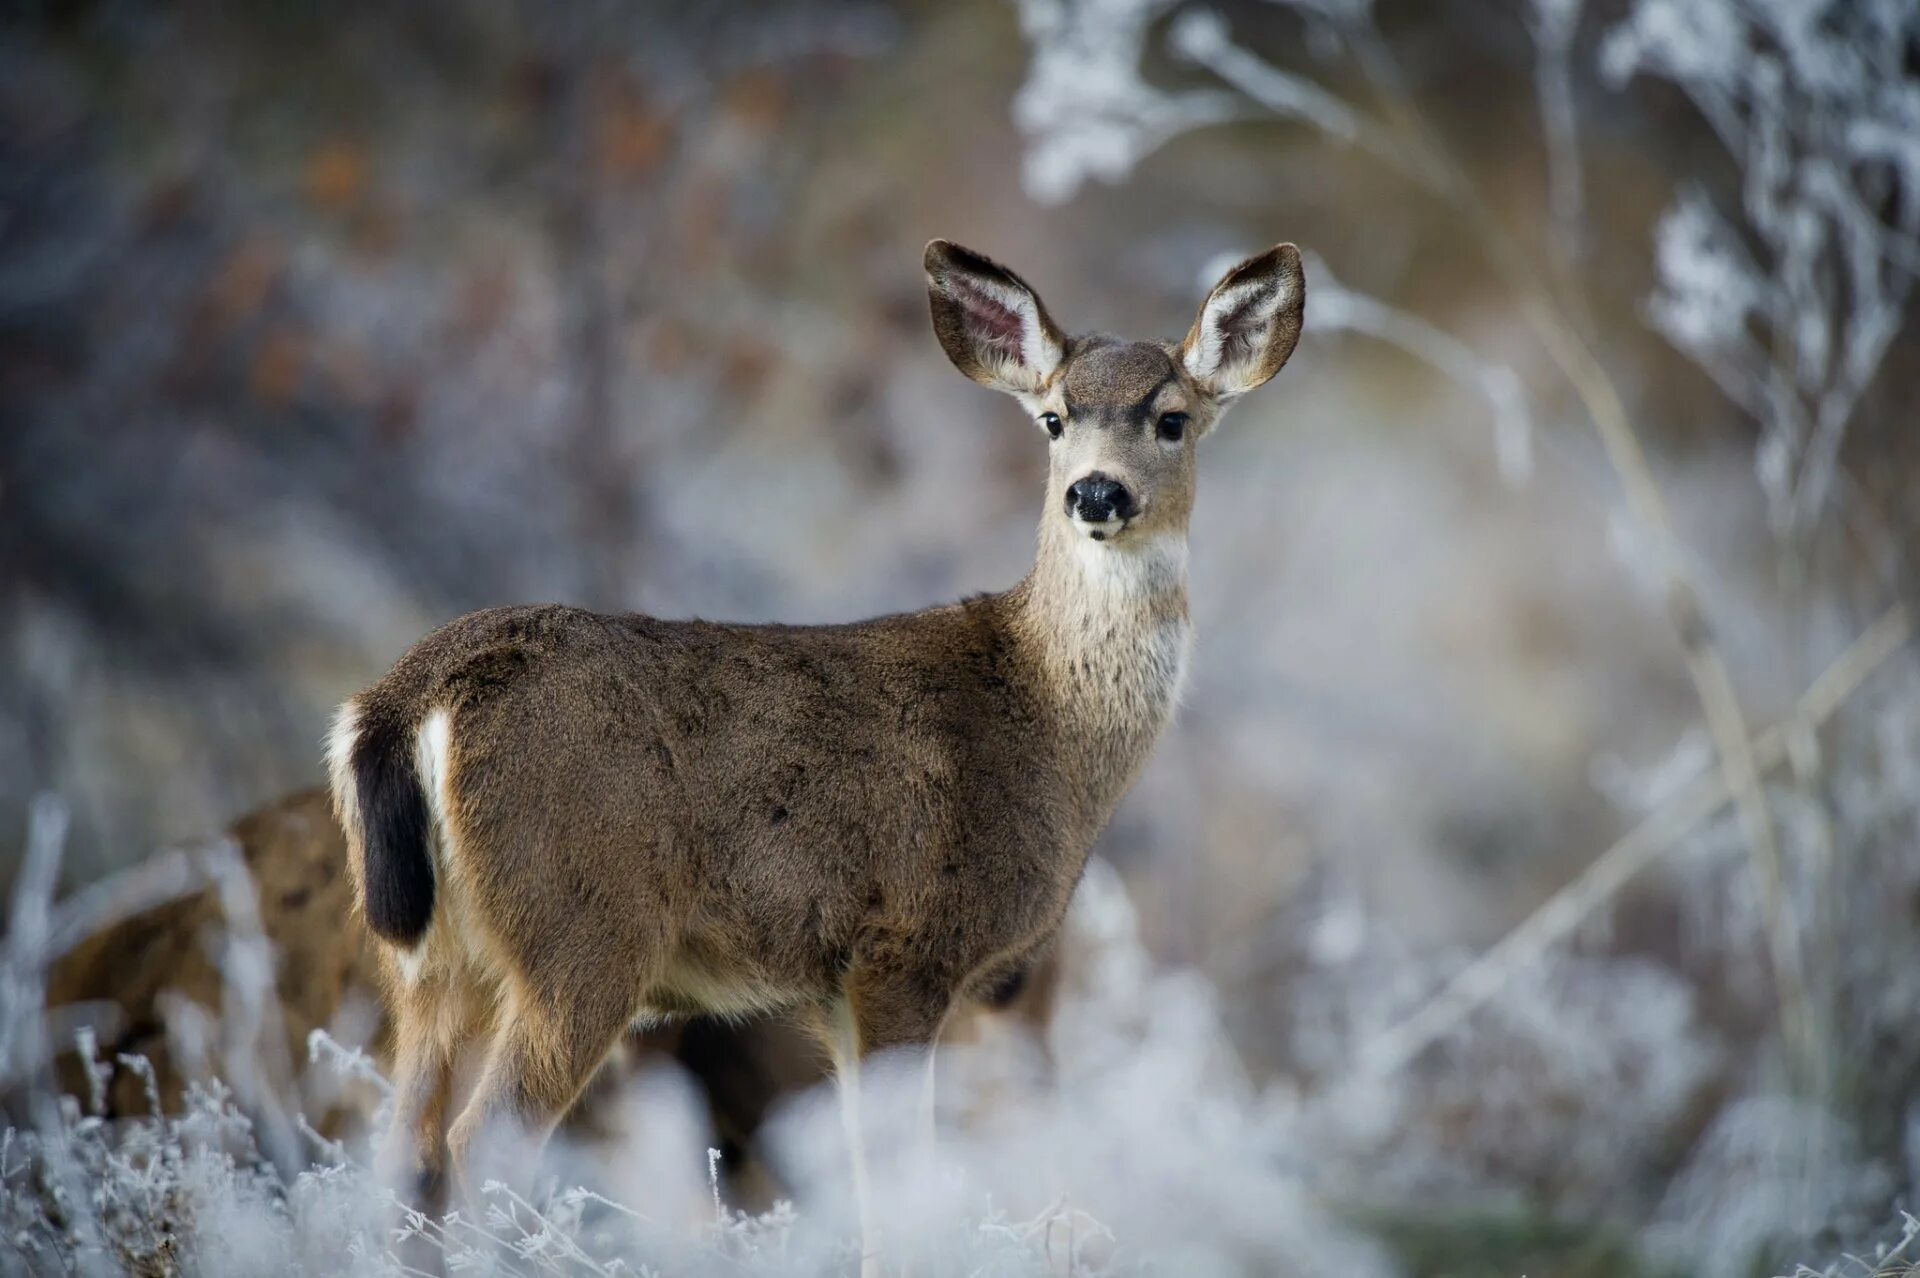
[1075,516,1126,542]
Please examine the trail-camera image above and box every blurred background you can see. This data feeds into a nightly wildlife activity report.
[3,0,1917,1273]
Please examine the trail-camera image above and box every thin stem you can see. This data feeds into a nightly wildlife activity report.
[1358,605,1909,1080]
[1343,18,1821,1087]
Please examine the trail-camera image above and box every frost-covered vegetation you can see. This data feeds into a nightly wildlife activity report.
[4,828,1403,1276]
[4,0,1920,1274]
[1013,0,1920,1272]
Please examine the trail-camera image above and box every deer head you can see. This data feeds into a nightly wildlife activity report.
[925,240,1305,548]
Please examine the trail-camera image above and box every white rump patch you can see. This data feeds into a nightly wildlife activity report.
[324,702,361,835]
[415,708,452,828]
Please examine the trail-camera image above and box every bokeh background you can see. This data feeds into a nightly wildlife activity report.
[4,0,1918,1274]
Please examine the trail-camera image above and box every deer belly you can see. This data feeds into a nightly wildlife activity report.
[642,953,800,1023]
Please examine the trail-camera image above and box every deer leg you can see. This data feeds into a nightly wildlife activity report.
[824,998,883,1278]
[377,975,473,1216]
[444,979,636,1209]
[382,1041,455,1212]
[824,966,953,1278]
[914,1029,944,1173]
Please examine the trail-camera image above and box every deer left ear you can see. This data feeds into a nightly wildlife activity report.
[926,240,1067,398]
[1181,244,1305,401]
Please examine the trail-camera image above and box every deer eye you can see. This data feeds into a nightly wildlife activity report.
[1041,412,1064,440]
[1157,411,1189,442]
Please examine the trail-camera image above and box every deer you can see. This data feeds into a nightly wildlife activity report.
[326,238,1305,1269]
[35,784,1064,1210]
[41,788,388,1136]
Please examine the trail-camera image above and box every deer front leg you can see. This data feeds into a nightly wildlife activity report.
[824,998,883,1278]
[822,967,952,1278]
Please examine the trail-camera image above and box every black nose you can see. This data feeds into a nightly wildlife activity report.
[1066,474,1134,523]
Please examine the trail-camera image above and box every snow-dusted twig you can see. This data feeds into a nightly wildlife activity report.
[199,835,303,1174]
[1016,0,1837,1087]
[0,797,70,1090]
[306,1028,396,1102]
[1527,0,1588,267]
[44,845,205,961]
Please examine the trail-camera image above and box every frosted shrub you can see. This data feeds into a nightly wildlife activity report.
[2,838,1392,1277]
[1009,0,1920,1271]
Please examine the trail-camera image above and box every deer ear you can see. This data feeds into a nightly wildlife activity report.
[925,240,1067,397]
[1181,244,1305,401]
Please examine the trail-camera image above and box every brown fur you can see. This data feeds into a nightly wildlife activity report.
[43,789,387,1132]
[329,240,1306,1204]
[37,786,1060,1204]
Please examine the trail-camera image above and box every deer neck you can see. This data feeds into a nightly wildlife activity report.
[1008,516,1193,818]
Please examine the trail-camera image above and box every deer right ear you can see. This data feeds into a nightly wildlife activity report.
[1181,244,1306,402]
[925,240,1067,397]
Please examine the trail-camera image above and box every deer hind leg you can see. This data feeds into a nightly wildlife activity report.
[378,974,478,1215]
[444,976,638,1208]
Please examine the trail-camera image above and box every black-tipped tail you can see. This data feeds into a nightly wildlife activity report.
[351,709,435,945]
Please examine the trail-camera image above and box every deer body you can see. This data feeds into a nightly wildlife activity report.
[336,565,1174,1022]
[329,240,1304,1225]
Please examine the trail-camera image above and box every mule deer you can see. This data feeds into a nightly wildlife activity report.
[327,238,1305,1261]
[42,788,386,1134]
[36,785,1062,1209]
